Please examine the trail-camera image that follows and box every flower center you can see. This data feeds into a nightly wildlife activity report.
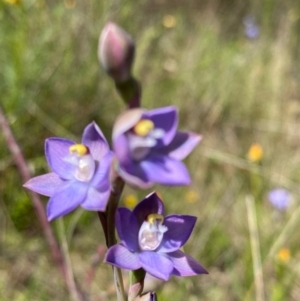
[129,119,165,161]
[133,119,154,136]
[138,213,168,251]
[67,144,96,182]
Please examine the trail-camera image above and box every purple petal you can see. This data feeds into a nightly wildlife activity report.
[105,244,141,270]
[133,192,165,226]
[112,109,144,139]
[169,250,208,276]
[90,151,114,189]
[117,161,153,189]
[46,181,87,221]
[81,187,110,211]
[45,138,76,180]
[157,215,197,253]
[143,106,178,146]
[113,134,132,166]
[115,208,139,251]
[23,173,65,197]
[141,154,191,186]
[139,251,173,281]
[82,122,109,161]
[162,131,202,160]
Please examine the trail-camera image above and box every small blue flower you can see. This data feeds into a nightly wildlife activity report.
[243,15,260,39]
[268,188,291,211]
[24,122,113,220]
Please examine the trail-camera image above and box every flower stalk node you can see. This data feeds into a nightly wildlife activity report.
[115,77,141,107]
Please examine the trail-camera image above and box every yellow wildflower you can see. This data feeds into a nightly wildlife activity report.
[4,0,21,5]
[185,190,199,203]
[162,15,176,29]
[64,0,76,9]
[247,143,263,162]
[123,194,138,209]
[277,247,290,263]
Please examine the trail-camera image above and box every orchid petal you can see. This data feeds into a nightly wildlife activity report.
[105,244,141,270]
[45,138,76,180]
[133,192,165,226]
[141,154,191,186]
[90,151,113,189]
[143,106,178,146]
[112,109,144,139]
[169,250,208,276]
[82,122,109,161]
[116,208,139,251]
[139,251,173,281]
[162,131,202,160]
[117,162,153,189]
[158,215,197,253]
[113,134,132,166]
[81,187,110,211]
[23,173,65,197]
[46,181,87,221]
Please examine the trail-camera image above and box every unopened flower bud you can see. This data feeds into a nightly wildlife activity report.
[98,22,135,82]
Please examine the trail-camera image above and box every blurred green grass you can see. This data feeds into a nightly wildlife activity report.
[1,0,300,300]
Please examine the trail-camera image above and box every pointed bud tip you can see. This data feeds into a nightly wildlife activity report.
[98,22,135,82]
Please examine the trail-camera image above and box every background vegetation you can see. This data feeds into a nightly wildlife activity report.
[1,0,300,300]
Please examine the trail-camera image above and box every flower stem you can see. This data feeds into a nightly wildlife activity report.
[128,268,146,301]
[115,76,141,108]
[246,194,265,301]
[0,105,85,300]
[98,166,126,301]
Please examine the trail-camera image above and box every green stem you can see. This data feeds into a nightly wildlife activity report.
[128,268,146,301]
[115,76,141,108]
[98,169,126,301]
[108,176,126,301]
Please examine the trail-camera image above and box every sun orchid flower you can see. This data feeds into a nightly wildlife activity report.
[112,106,202,188]
[105,192,207,281]
[24,122,113,221]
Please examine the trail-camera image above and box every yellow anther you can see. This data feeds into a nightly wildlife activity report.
[133,119,154,136]
[147,213,164,225]
[69,144,88,156]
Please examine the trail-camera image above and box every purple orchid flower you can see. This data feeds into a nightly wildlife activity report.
[24,122,113,221]
[105,192,207,281]
[112,106,202,188]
